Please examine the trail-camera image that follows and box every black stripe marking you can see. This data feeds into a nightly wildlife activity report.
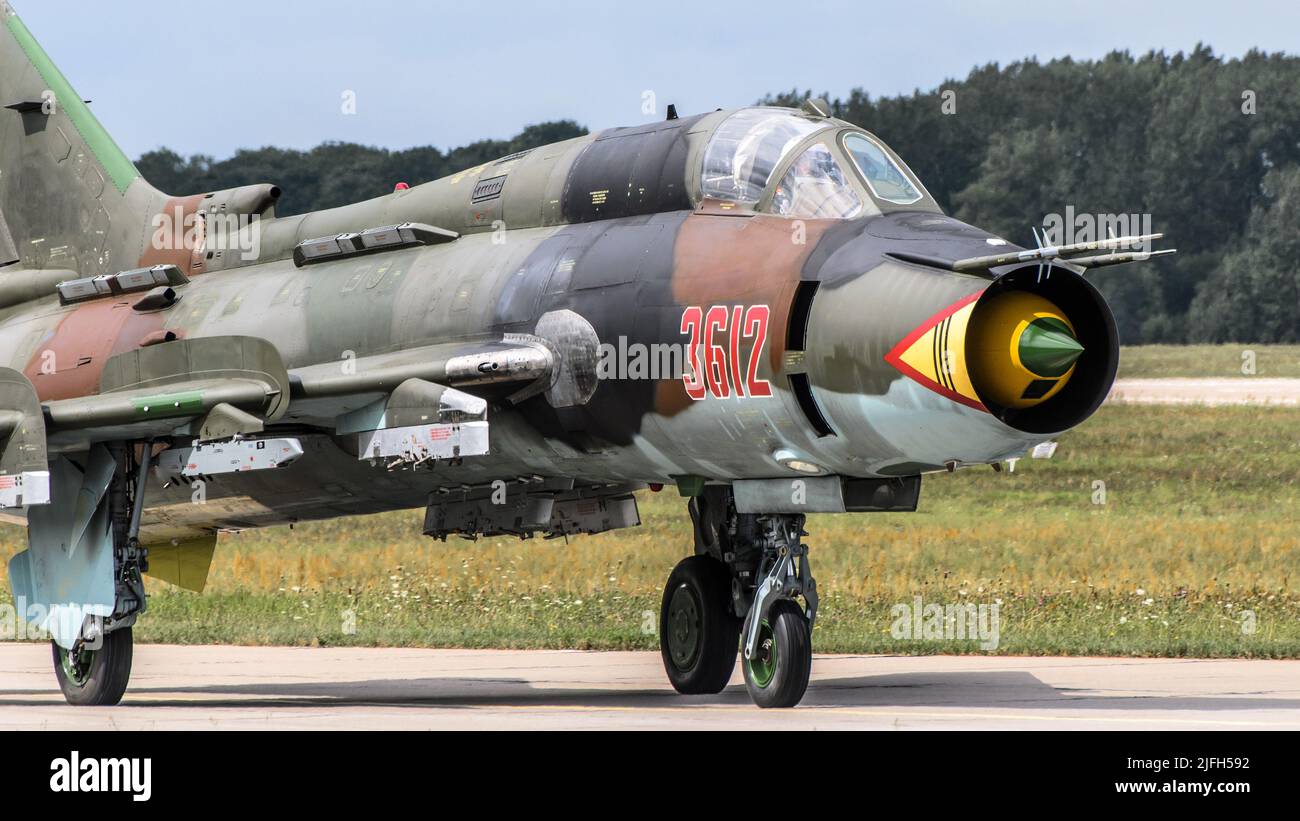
[934,316,954,391]
[941,317,953,390]
[932,318,941,387]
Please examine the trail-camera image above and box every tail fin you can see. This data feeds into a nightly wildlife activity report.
[0,2,163,273]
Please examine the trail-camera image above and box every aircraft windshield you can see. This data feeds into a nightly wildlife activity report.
[843,133,923,205]
[701,108,827,203]
[770,143,863,219]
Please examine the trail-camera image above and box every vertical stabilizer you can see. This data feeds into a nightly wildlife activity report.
[0,2,163,274]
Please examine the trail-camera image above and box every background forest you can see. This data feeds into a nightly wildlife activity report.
[137,47,1300,344]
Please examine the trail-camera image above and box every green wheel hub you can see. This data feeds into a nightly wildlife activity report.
[666,584,703,672]
[58,644,94,688]
[746,619,777,689]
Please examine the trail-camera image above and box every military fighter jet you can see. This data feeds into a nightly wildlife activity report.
[0,4,1170,708]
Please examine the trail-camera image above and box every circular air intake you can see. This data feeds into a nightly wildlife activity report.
[965,266,1118,434]
[966,291,1084,409]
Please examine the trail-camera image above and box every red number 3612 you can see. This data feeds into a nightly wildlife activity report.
[680,305,773,400]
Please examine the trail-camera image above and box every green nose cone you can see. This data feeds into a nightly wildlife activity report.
[1019,317,1084,377]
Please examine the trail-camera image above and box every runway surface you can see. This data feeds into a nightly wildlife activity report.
[1109,377,1300,406]
[1,644,1297,730]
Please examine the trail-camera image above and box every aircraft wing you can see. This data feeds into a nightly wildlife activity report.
[0,332,566,522]
[25,334,559,448]
[40,336,293,452]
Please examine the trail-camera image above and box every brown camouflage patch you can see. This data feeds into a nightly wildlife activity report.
[138,195,206,275]
[654,213,836,415]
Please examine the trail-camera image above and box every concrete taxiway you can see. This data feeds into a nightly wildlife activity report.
[1,644,1297,730]
[1109,377,1300,406]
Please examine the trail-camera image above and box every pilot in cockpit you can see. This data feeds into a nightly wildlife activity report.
[772,143,863,220]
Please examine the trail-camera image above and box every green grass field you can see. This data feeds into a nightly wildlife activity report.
[3,347,1300,657]
[1118,344,1300,378]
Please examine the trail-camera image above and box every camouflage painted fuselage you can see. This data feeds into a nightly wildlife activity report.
[0,5,1117,546]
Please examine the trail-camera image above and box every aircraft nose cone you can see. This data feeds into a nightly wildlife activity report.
[965,290,1084,409]
[1017,317,1084,378]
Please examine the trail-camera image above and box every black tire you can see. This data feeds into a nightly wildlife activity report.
[742,599,812,708]
[660,555,741,694]
[52,627,133,706]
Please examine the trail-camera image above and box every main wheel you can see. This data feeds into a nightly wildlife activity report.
[660,555,741,694]
[743,599,812,708]
[52,626,133,706]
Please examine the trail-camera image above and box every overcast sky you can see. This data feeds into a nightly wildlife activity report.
[16,0,1300,159]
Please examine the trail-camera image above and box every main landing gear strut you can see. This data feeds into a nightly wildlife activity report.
[52,443,151,706]
[659,487,818,708]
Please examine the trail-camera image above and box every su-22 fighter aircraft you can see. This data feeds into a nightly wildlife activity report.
[0,4,1172,708]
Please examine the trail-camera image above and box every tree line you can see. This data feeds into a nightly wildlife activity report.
[137,120,587,220]
[138,46,1300,343]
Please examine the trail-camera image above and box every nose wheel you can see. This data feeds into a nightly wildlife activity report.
[742,600,811,708]
[659,555,742,694]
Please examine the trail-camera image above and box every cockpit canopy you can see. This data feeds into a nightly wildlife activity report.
[701,108,828,203]
[842,133,923,205]
[771,142,863,219]
[699,107,931,218]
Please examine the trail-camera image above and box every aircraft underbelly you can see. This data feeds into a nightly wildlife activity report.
[135,419,644,540]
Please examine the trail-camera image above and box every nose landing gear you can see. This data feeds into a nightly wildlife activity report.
[659,487,818,708]
[740,515,817,708]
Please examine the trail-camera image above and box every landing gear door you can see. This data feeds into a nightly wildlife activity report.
[8,448,118,649]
